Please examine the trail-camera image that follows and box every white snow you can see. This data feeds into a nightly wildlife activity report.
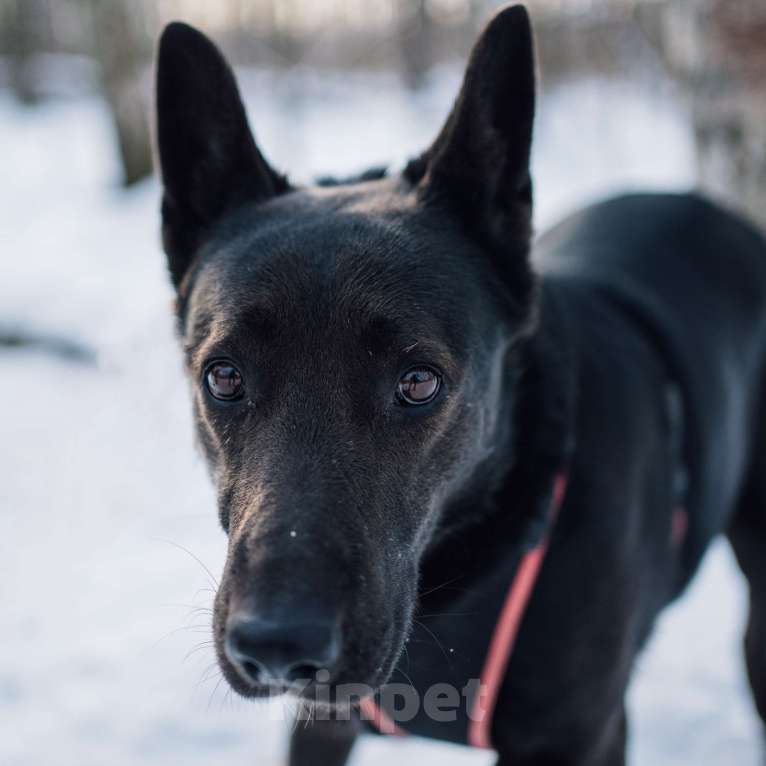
[1,68,761,765]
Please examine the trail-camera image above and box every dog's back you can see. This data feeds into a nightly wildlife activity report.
[537,193,766,573]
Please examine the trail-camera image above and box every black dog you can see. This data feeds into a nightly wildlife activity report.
[155,6,766,764]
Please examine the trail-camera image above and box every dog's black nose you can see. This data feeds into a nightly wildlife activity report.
[224,612,341,685]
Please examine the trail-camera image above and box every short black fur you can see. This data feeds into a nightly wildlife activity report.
[155,7,766,765]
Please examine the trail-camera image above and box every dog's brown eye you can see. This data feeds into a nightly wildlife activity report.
[397,367,440,405]
[205,362,244,401]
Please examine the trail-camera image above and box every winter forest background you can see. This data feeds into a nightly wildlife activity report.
[2,1,766,764]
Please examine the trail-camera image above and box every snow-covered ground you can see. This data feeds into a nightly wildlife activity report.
[1,68,762,765]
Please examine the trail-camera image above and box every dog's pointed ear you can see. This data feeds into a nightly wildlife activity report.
[405,5,536,274]
[156,22,289,289]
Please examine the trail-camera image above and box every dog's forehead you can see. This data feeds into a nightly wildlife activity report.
[188,184,487,346]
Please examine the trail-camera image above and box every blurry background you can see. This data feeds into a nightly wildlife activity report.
[2,1,766,764]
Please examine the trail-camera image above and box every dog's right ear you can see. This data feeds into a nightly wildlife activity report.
[156,22,288,289]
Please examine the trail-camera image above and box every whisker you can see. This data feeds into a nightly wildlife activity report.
[302,699,316,729]
[413,618,453,669]
[207,675,226,710]
[392,663,416,690]
[152,623,213,648]
[291,699,304,733]
[155,537,220,592]
[160,602,214,614]
[418,574,465,599]
[183,641,215,664]
[196,662,222,689]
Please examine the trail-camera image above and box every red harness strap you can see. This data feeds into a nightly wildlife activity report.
[359,692,408,738]
[360,471,569,746]
[671,506,688,548]
[467,471,568,748]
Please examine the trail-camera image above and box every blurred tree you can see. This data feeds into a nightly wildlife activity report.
[398,0,434,90]
[89,0,152,187]
[3,0,48,104]
[660,0,766,227]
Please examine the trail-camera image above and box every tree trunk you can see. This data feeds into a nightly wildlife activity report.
[90,0,152,187]
[660,0,766,228]
[4,0,48,105]
[398,0,433,90]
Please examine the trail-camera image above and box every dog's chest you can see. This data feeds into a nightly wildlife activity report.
[370,560,520,746]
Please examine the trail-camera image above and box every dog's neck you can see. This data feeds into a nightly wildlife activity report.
[417,282,577,605]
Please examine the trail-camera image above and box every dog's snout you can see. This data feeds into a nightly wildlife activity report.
[224,611,341,686]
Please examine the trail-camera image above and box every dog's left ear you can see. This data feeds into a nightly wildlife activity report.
[405,5,536,289]
[155,22,289,289]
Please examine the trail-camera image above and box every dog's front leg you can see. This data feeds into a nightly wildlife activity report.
[288,715,359,766]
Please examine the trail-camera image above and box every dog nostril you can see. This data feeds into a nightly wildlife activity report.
[285,662,323,683]
[224,611,340,686]
[241,659,263,684]
[223,631,266,684]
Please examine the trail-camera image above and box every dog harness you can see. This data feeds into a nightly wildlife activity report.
[466,470,569,748]
[361,470,569,749]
